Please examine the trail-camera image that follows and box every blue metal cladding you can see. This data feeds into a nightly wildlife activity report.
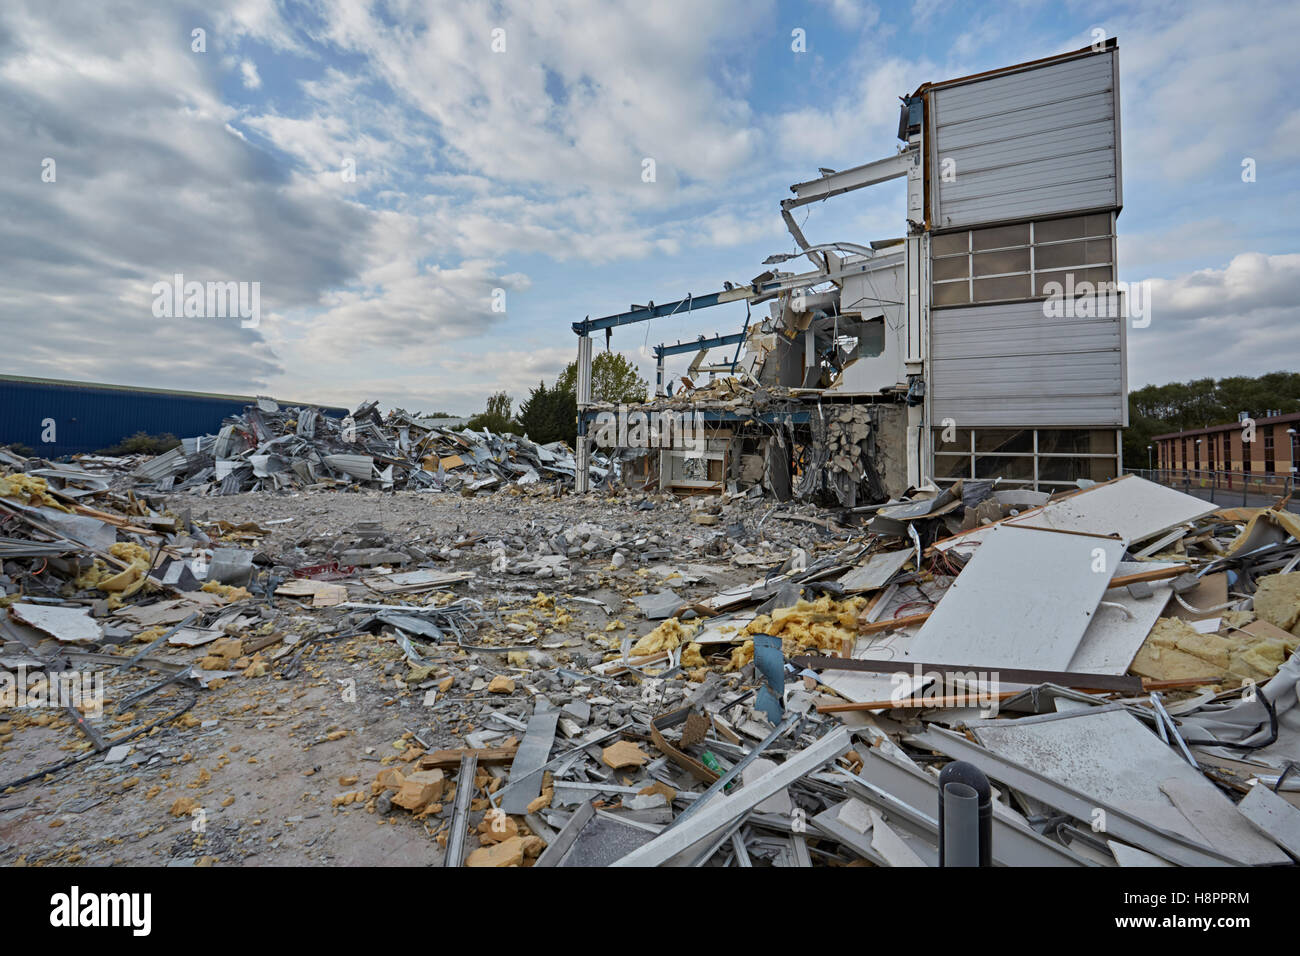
[0,378,347,456]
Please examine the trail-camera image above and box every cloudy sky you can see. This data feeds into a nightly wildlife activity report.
[3,0,1297,415]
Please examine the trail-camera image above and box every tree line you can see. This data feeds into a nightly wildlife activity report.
[1125,370,1300,465]
[466,352,649,445]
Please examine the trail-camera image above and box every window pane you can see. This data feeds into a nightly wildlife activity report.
[1035,238,1112,271]
[1034,266,1115,296]
[1084,213,1112,238]
[934,454,970,478]
[932,232,968,257]
[932,427,971,451]
[972,223,1029,251]
[1037,456,1118,482]
[974,429,1033,453]
[974,455,1033,479]
[1037,429,1117,455]
[932,281,970,306]
[1034,215,1089,243]
[973,274,1031,302]
[932,256,970,281]
[973,248,1030,276]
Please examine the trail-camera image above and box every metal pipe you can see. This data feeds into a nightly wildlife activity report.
[942,782,980,867]
[938,760,992,867]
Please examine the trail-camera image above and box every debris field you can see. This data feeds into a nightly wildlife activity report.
[2,402,1300,868]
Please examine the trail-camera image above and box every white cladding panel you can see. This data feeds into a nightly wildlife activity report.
[929,298,1125,426]
[931,51,1119,228]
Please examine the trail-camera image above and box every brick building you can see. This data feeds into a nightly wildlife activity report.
[1152,412,1300,491]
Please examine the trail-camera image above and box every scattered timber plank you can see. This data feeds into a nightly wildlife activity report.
[416,746,518,771]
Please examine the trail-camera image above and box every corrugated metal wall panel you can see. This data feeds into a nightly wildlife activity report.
[929,299,1124,427]
[931,51,1118,228]
[0,379,346,456]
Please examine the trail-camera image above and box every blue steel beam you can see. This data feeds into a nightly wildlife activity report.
[572,273,793,336]
[652,331,747,360]
[572,292,726,335]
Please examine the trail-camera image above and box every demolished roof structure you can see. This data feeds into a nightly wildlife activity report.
[572,40,1127,504]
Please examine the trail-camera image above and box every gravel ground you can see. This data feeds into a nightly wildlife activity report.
[0,486,847,866]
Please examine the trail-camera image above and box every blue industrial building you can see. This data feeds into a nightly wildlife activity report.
[0,374,347,457]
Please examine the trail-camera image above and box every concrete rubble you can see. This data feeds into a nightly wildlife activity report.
[3,444,1300,867]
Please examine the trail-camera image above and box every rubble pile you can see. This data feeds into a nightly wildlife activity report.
[119,398,619,497]
[2,462,1299,867]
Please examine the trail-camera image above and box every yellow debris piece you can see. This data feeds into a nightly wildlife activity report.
[133,626,167,645]
[629,617,699,657]
[1130,616,1300,688]
[680,642,706,668]
[0,472,70,511]
[1253,572,1300,635]
[76,542,152,598]
[200,581,253,603]
[725,594,869,670]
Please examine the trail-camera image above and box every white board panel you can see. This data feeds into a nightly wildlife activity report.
[935,475,1217,556]
[906,524,1127,670]
[973,708,1289,865]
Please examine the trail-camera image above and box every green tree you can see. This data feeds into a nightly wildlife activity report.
[466,391,516,434]
[517,380,577,445]
[554,351,649,404]
[97,432,182,456]
[1124,370,1300,466]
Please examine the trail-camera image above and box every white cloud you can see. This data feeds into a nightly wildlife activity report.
[2,0,1297,419]
[1130,253,1300,386]
[1144,253,1300,322]
[814,0,880,29]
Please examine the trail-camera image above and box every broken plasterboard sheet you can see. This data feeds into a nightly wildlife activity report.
[166,626,224,648]
[1158,777,1291,866]
[869,808,928,867]
[934,475,1215,557]
[818,663,930,707]
[812,798,937,867]
[692,613,756,645]
[275,578,348,606]
[1067,561,1177,674]
[364,569,474,593]
[632,588,683,620]
[9,603,102,644]
[1235,783,1300,858]
[1106,840,1174,867]
[971,706,1290,865]
[838,549,912,593]
[112,594,224,625]
[906,525,1128,672]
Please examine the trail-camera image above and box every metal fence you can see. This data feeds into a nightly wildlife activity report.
[1125,468,1299,512]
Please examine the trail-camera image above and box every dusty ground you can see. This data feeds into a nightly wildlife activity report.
[0,487,834,866]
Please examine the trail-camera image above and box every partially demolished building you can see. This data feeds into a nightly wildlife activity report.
[573,41,1126,503]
